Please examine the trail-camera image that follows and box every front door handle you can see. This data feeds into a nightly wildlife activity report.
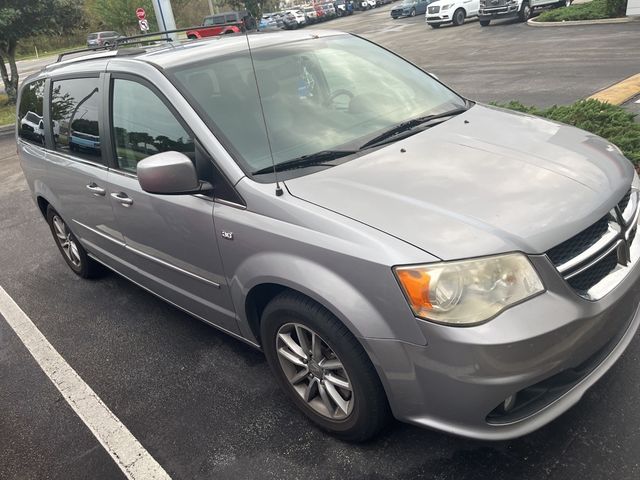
[111,192,133,207]
[86,182,106,196]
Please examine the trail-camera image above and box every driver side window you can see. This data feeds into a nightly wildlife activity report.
[111,79,195,174]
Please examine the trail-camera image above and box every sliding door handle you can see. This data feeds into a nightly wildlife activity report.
[86,182,106,196]
[111,192,133,207]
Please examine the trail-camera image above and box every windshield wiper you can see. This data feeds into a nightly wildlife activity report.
[252,149,358,175]
[358,107,469,150]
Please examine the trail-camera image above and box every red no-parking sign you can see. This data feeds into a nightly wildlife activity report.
[136,7,146,20]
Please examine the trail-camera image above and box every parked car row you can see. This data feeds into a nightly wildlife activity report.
[390,0,573,27]
[265,2,356,30]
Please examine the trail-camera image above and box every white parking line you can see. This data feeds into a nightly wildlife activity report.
[0,286,171,480]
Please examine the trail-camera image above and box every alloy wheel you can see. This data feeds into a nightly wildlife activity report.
[52,215,81,267]
[275,323,354,420]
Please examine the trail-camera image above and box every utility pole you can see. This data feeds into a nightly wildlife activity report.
[207,0,215,14]
[151,0,178,40]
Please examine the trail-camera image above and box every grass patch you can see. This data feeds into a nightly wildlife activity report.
[536,0,624,22]
[493,99,640,164]
[15,44,86,61]
[0,94,16,126]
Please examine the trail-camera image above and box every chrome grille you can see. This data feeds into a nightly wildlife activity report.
[546,188,639,300]
[546,216,609,266]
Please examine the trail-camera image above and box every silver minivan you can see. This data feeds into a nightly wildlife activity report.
[17,31,640,441]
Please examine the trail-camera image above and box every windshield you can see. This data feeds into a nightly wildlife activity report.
[169,35,465,176]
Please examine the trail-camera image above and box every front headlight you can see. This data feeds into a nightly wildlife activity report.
[394,253,544,325]
[441,3,455,9]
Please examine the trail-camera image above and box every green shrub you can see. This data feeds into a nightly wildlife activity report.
[536,0,623,22]
[493,99,640,164]
[605,0,628,16]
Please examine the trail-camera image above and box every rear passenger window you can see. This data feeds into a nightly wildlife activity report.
[18,79,46,146]
[51,78,102,163]
[111,79,195,174]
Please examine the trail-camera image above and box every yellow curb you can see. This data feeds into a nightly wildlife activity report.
[588,73,640,105]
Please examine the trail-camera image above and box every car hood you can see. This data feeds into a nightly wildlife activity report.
[285,104,634,260]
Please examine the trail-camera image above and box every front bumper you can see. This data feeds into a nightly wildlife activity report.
[363,253,640,440]
[426,14,451,23]
[479,5,520,19]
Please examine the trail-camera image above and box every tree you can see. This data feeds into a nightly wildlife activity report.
[0,0,84,104]
[86,0,156,36]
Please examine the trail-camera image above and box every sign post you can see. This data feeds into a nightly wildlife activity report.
[136,7,149,33]
[151,0,178,41]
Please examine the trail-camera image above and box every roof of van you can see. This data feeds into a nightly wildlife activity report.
[41,30,345,76]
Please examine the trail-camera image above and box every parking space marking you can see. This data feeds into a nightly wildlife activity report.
[0,286,171,480]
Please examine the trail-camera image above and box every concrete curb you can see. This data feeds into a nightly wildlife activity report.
[0,124,14,138]
[527,16,634,27]
[589,73,640,106]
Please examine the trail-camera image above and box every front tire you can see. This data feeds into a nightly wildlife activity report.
[452,8,466,26]
[46,206,103,278]
[410,7,416,16]
[518,1,532,21]
[479,19,491,26]
[261,291,390,442]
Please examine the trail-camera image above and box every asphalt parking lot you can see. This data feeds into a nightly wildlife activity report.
[2,8,640,480]
[315,7,640,106]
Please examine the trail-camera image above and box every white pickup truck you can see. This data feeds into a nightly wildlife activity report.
[425,0,479,27]
[478,0,572,26]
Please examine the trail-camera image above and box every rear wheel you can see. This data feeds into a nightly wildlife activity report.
[46,206,103,278]
[261,291,390,442]
[452,8,466,25]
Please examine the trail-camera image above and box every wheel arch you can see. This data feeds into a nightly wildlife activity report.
[233,252,426,348]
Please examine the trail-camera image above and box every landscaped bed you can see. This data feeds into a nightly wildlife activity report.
[536,0,627,22]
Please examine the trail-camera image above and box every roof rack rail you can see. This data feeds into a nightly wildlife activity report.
[56,25,245,63]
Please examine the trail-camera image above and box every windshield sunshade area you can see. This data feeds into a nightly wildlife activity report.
[169,34,466,177]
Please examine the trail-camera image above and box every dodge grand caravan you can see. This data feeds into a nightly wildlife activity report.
[17,31,640,442]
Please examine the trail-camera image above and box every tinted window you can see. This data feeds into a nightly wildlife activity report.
[18,79,45,145]
[51,78,102,163]
[111,79,194,174]
[204,15,225,25]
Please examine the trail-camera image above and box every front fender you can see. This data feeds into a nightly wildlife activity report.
[230,251,427,346]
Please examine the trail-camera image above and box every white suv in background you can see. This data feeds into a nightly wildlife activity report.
[287,9,307,25]
[426,0,479,27]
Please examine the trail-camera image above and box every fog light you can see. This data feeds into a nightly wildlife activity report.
[503,394,516,412]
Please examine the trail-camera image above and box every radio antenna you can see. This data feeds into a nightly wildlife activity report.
[243,22,283,196]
